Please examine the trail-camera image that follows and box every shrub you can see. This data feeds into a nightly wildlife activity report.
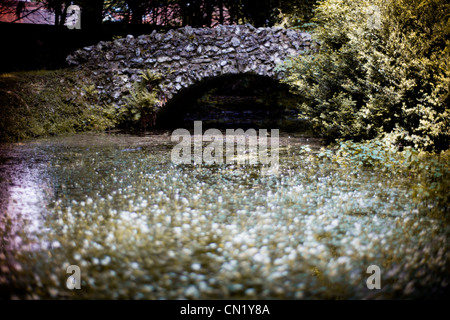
[121,70,162,130]
[278,0,450,151]
[273,0,319,31]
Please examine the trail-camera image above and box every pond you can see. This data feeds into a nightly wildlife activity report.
[0,131,448,299]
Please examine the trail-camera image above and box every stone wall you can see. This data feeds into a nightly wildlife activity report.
[66,24,311,109]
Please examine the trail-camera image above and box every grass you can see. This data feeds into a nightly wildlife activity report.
[0,69,118,142]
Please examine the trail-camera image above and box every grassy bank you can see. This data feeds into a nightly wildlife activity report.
[0,70,118,142]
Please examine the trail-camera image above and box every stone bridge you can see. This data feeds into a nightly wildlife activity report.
[66,24,311,125]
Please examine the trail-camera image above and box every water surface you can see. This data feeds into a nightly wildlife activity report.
[0,132,448,299]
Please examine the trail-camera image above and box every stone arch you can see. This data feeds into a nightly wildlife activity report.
[156,72,296,129]
[66,24,311,121]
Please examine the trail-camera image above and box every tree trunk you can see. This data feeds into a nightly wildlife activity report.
[204,0,213,27]
[219,0,224,24]
[75,0,104,31]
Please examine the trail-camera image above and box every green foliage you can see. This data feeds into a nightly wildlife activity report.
[0,68,164,142]
[319,138,400,169]
[121,69,162,128]
[315,136,450,220]
[0,70,119,142]
[278,0,450,151]
[273,0,319,31]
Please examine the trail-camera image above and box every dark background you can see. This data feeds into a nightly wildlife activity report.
[0,22,165,73]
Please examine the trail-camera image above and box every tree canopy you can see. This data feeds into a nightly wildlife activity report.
[2,0,317,29]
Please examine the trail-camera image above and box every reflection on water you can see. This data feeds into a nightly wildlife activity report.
[0,143,52,252]
[0,132,448,299]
